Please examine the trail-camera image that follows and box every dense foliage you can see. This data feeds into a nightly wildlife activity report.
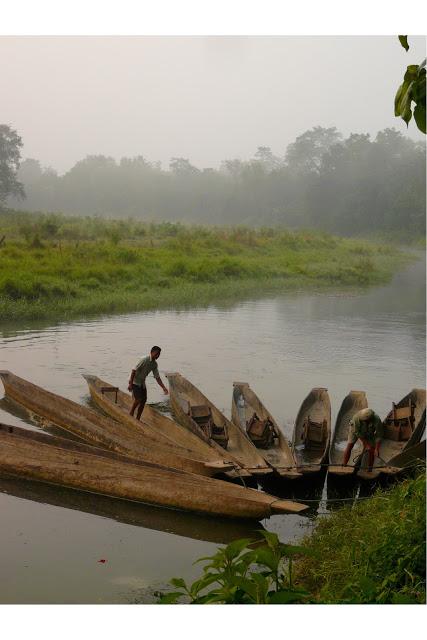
[297,469,426,603]
[7,127,425,237]
[395,36,426,133]
[0,211,409,321]
[158,531,312,604]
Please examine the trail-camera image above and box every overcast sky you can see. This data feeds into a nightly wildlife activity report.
[1,35,425,173]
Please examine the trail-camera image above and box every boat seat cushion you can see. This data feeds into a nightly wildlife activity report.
[303,416,327,449]
[246,413,276,448]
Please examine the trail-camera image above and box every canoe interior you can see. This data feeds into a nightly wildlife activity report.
[167,372,271,473]
[292,388,331,470]
[231,382,299,477]
[329,391,368,468]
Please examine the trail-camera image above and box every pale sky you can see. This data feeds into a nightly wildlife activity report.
[1,35,425,173]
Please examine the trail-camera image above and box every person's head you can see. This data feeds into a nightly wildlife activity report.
[358,408,374,422]
[150,345,161,360]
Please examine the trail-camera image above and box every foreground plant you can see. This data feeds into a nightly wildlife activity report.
[158,531,312,604]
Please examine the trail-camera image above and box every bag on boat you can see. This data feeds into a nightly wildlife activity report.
[383,401,414,442]
[246,412,277,448]
[302,416,327,450]
[189,404,229,448]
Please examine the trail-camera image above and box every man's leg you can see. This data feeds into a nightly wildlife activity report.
[136,386,147,420]
[130,398,139,416]
[367,443,375,471]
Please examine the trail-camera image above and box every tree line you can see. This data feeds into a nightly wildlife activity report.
[3,125,426,236]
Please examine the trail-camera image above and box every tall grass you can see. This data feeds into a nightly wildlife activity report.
[296,469,426,603]
[0,210,413,322]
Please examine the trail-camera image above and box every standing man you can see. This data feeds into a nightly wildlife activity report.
[128,345,169,420]
[343,407,384,471]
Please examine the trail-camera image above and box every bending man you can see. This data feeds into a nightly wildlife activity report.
[343,407,383,471]
[128,345,169,420]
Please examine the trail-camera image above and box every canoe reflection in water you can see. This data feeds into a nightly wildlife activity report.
[0,475,266,546]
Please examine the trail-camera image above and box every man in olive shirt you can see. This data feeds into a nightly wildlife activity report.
[343,407,384,471]
[128,345,169,420]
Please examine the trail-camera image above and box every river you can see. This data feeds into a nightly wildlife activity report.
[0,256,425,603]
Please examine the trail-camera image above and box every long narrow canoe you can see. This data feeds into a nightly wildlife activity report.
[0,474,267,546]
[167,372,273,476]
[0,371,233,478]
[358,388,426,480]
[328,391,368,476]
[231,382,301,479]
[82,374,242,478]
[0,424,308,519]
[292,388,331,474]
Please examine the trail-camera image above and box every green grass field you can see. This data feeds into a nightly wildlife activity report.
[0,210,413,322]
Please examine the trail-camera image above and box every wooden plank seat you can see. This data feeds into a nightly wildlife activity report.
[302,416,327,450]
[246,412,277,449]
[189,404,229,449]
[384,400,415,441]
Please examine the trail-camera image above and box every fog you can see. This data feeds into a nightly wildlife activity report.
[1,35,425,172]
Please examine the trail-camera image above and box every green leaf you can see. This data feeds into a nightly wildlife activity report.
[267,589,308,604]
[404,65,419,83]
[232,576,259,601]
[253,547,279,571]
[158,591,185,604]
[224,538,253,560]
[259,530,280,549]
[414,103,426,133]
[170,577,187,589]
[398,35,409,52]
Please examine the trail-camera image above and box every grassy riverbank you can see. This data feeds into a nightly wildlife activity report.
[156,470,425,604]
[0,210,413,322]
[296,470,426,603]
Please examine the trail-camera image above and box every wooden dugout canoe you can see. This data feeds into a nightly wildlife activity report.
[167,372,273,477]
[231,382,301,479]
[83,374,244,478]
[292,388,331,474]
[328,391,368,477]
[0,424,308,519]
[357,388,426,480]
[0,371,233,478]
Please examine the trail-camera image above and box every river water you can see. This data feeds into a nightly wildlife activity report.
[0,256,425,603]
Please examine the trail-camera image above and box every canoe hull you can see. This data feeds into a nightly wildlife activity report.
[231,382,300,480]
[0,426,307,519]
[292,388,331,475]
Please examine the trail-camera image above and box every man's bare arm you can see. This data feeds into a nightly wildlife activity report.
[155,376,169,395]
[128,369,136,391]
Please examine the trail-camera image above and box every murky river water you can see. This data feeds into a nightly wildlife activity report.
[0,256,425,603]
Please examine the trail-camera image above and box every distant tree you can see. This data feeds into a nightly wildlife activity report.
[169,157,199,175]
[18,158,43,184]
[253,146,282,171]
[285,126,342,174]
[395,36,426,133]
[0,124,25,206]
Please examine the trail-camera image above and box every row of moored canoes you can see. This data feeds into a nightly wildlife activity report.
[0,370,425,520]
